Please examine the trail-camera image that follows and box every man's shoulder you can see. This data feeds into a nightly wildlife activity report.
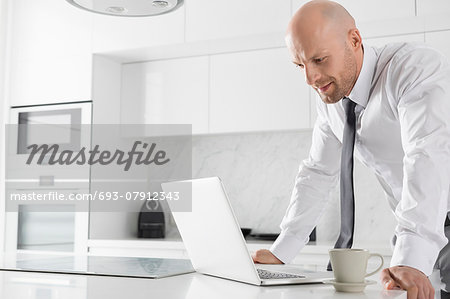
[372,42,445,70]
[368,41,450,101]
[369,42,448,90]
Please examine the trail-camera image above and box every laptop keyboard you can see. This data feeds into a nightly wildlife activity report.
[257,268,305,280]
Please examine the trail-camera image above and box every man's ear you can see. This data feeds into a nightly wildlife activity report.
[348,28,362,50]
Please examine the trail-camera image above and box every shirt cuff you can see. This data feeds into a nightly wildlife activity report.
[270,230,308,264]
[390,233,441,276]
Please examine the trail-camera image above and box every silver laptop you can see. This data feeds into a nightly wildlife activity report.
[162,177,332,286]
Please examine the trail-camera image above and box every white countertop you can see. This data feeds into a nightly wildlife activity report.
[87,238,395,255]
[87,238,394,269]
[0,269,406,299]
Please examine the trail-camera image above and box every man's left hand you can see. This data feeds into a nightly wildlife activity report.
[380,266,434,299]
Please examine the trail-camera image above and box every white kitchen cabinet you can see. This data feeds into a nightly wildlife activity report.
[91,55,122,124]
[291,1,450,41]
[425,30,450,61]
[8,0,93,107]
[5,188,89,254]
[291,0,415,22]
[291,0,418,40]
[121,56,209,134]
[417,0,450,16]
[92,7,184,53]
[185,0,291,42]
[209,47,310,133]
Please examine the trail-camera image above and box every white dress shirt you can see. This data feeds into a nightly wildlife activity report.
[270,42,450,276]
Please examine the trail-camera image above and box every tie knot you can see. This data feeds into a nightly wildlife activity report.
[342,97,356,116]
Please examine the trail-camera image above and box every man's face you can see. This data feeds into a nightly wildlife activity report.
[286,31,357,104]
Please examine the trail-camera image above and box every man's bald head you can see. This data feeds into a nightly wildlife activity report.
[287,0,355,42]
[285,0,363,104]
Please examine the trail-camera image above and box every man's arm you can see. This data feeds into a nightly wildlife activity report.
[390,46,450,275]
[254,100,342,264]
[382,46,450,298]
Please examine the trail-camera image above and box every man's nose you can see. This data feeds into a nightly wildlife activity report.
[304,66,320,86]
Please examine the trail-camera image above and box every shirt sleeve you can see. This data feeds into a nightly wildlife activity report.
[270,99,342,263]
[390,46,450,276]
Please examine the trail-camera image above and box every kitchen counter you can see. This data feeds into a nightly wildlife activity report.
[87,238,395,266]
[87,238,394,255]
[0,269,406,299]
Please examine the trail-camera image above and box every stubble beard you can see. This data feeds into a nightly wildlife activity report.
[317,46,357,104]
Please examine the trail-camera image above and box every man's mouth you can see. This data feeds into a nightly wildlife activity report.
[318,83,332,93]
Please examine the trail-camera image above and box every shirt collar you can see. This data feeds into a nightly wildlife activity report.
[347,44,377,108]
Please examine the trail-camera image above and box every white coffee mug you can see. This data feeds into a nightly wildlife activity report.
[329,248,384,283]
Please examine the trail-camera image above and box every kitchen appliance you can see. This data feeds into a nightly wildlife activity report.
[9,101,91,156]
[162,177,333,286]
[240,228,251,238]
[138,200,165,238]
[5,101,92,253]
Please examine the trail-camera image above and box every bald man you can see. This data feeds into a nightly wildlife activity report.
[252,1,450,299]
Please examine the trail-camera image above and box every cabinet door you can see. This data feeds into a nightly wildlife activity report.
[292,0,415,22]
[8,0,93,107]
[5,188,89,254]
[92,7,184,53]
[185,0,291,42]
[121,56,209,135]
[209,47,310,133]
[417,0,450,16]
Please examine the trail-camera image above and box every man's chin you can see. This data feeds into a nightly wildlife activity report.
[318,93,342,104]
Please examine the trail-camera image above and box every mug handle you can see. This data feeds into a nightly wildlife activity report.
[365,253,384,277]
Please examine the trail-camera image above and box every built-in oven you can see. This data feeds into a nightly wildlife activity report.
[9,101,91,156]
[5,101,92,253]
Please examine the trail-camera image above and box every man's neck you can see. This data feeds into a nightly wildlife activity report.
[345,45,364,97]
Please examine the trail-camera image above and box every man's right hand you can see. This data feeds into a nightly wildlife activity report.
[252,249,284,264]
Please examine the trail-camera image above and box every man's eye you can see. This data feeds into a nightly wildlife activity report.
[315,57,325,63]
[296,64,304,69]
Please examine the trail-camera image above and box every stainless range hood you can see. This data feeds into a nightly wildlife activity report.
[66,0,184,17]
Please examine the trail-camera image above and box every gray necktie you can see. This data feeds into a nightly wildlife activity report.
[327,97,357,271]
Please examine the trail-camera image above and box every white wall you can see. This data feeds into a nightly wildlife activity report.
[0,0,9,252]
